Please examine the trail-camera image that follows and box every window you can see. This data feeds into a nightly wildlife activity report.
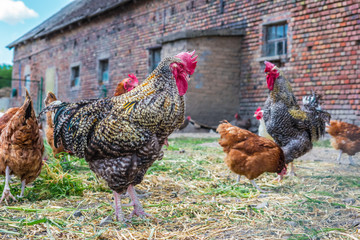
[99,59,109,84]
[70,66,80,88]
[25,74,31,93]
[265,23,288,57]
[149,48,161,73]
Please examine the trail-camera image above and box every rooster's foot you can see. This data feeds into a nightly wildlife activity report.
[124,201,153,219]
[348,156,356,166]
[0,188,16,204]
[287,171,297,177]
[129,205,153,219]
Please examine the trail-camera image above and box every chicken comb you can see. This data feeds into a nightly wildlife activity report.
[264,61,280,91]
[175,50,198,75]
[254,107,262,114]
[128,73,138,83]
[264,61,278,73]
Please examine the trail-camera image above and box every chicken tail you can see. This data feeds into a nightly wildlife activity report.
[24,90,33,120]
[37,100,66,121]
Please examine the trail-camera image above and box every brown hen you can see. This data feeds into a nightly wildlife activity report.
[326,120,360,165]
[44,92,64,157]
[113,74,139,96]
[217,121,286,192]
[0,107,19,135]
[0,90,44,202]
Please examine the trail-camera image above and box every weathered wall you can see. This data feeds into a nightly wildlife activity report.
[10,0,360,124]
[162,36,242,125]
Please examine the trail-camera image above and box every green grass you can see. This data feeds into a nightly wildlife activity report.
[313,139,331,148]
[167,137,219,150]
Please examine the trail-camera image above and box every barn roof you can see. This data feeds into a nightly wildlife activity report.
[7,0,132,49]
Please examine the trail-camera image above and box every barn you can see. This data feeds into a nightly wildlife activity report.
[7,0,360,126]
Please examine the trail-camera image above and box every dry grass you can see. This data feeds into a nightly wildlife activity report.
[0,135,359,239]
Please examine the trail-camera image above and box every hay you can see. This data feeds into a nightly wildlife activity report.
[0,137,359,239]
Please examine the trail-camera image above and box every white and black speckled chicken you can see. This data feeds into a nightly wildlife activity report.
[263,61,330,177]
[39,51,197,221]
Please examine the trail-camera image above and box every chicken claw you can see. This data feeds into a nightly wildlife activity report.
[287,171,297,177]
[125,185,154,220]
[287,162,297,177]
[0,188,16,204]
[1,166,17,204]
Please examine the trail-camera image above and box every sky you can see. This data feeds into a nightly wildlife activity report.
[0,0,74,65]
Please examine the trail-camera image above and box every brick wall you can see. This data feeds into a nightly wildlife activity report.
[236,0,360,125]
[11,0,360,124]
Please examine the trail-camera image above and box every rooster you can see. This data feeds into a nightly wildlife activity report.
[326,120,360,165]
[44,75,139,157]
[0,90,44,202]
[262,61,331,177]
[217,121,286,192]
[254,107,274,141]
[39,51,197,221]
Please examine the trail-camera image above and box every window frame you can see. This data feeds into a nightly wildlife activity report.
[70,64,81,89]
[98,58,109,84]
[264,22,288,58]
[148,47,162,73]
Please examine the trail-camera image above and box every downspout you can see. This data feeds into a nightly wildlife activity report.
[18,63,21,97]
[39,77,43,112]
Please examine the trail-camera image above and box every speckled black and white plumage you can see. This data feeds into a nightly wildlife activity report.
[39,56,188,194]
[263,74,331,164]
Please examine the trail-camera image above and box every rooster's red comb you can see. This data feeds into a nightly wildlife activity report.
[264,61,278,73]
[175,50,198,75]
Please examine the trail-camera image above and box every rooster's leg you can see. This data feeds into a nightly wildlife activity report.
[113,191,125,222]
[336,150,343,164]
[348,156,355,166]
[17,180,26,198]
[0,166,16,203]
[250,180,270,193]
[287,162,296,176]
[126,185,152,219]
